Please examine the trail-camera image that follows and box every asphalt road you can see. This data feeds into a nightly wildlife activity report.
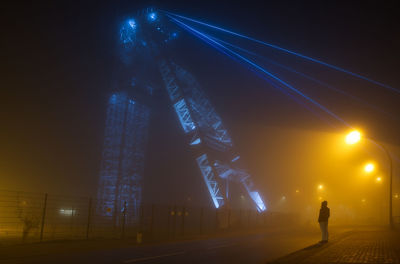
[2,227,322,264]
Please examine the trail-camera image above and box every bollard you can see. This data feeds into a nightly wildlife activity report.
[136,232,142,244]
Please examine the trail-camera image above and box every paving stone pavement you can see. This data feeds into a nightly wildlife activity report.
[268,228,400,264]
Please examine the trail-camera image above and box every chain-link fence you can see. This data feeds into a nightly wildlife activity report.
[0,189,298,245]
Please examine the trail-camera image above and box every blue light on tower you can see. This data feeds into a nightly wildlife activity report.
[128,19,136,28]
[148,12,157,22]
[120,18,137,45]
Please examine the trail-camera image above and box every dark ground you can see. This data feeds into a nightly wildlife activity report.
[2,226,397,263]
[1,225,324,264]
[268,227,400,264]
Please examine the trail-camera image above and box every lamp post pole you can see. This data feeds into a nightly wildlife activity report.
[369,139,393,229]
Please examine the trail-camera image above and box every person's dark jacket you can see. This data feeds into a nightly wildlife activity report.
[318,206,330,222]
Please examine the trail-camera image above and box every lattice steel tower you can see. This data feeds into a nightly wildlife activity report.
[97,9,266,220]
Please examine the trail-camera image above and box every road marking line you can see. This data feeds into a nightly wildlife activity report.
[207,243,236,250]
[122,252,185,263]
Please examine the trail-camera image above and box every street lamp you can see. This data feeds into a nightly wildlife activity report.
[345,130,361,145]
[345,130,394,229]
[364,163,375,173]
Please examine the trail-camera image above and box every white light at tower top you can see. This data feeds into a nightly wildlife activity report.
[128,19,136,29]
[148,12,157,22]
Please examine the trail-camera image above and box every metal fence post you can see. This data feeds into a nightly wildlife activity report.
[263,212,266,226]
[239,209,242,228]
[228,209,231,230]
[69,206,74,238]
[86,197,92,239]
[215,208,218,232]
[172,205,176,238]
[247,209,250,228]
[150,204,155,239]
[121,201,127,239]
[181,206,185,236]
[199,207,204,235]
[167,206,171,239]
[39,193,48,242]
[139,204,144,234]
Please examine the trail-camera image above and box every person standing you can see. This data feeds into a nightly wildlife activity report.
[318,200,330,243]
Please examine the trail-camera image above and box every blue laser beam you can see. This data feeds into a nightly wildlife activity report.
[189,28,338,129]
[170,16,347,125]
[209,36,395,119]
[169,16,349,126]
[192,32,336,126]
[201,35,339,128]
[162,11,398,94]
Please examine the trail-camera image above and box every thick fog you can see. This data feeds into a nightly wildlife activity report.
[242,126,400,226]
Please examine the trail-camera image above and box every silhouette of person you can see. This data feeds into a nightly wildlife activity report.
[318,200,330,243]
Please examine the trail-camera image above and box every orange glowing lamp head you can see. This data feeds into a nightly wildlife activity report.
[346,130,361,145]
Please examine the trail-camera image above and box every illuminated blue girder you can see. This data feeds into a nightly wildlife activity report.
[173,63,233,151]
[190,138,201,145]
[214,161,266,212]
[158,59,264,211]
[159,60,226,208]
[159,60,182,102]
[196,154,224,208]
[173,99,196,133]
[97,93,150,219]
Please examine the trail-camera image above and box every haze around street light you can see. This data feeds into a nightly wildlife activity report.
[345,130,361,145]
[364,163,375,173]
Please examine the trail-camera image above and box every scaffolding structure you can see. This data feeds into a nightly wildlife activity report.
[97,9,266,223]
[97,93,150,222]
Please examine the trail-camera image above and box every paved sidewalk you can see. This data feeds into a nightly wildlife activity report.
[268,227,400,264]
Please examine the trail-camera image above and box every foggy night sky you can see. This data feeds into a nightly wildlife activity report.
[1,1,399,207]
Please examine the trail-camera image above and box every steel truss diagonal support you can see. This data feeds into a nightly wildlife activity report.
[159,59,226,208]
[97,92,150,221]
[159,59,265,211]
[173,63,233,152]
[159,60,200,147]
[173,98,196,133]
[214,161,266,212]
[159,60,181,102]
[196,154,225,208]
